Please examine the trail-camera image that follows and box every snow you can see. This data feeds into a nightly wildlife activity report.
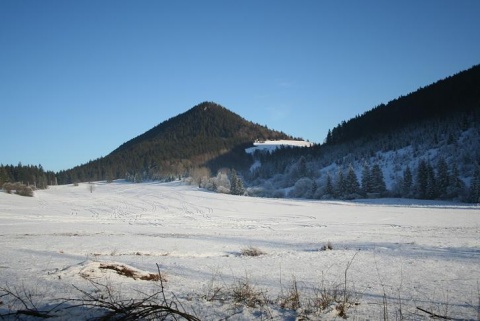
[245,140,313,154]
[1,181,479,320]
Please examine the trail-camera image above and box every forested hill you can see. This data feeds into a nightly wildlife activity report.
[111,101,288,154]
[56,102,291,184]
[246,64,480,203]
[325,64,480,145]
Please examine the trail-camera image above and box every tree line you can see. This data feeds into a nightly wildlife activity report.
[0,163,57,189]
[325,64,480,145]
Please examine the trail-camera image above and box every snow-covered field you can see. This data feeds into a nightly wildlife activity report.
[1,181,479,320]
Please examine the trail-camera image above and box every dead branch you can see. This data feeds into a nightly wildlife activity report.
[416,306,453,320]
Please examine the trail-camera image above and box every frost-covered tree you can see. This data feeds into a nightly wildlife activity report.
[426,163,437,200]
[469,163,480,203]
[297,156,308,179]
[436,157,449,199]
[361,163,371,195]
[325,172,334,196]
[448,164,465,200]
[335,169,346,198]
[345,165,360,196]
[311,179,318,198]
[214,171,230,193]
[402,166,413,197]
[230,169,245,195]
[289,177,314,198]
[370,164,386,194]
[416,160,429,199]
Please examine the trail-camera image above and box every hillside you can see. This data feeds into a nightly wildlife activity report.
[57,102,292,184]
[325,64,480,145]
[246,64,480,203]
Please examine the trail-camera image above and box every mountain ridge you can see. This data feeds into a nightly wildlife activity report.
[326,64,480,145]
[56,101,293,184]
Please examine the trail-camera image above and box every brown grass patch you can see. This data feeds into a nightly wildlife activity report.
[99,263,165,281]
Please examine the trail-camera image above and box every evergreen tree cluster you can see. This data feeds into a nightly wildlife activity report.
[245,64,480,203]
[249,153,474,202]
[0,163,56,189]
[322,163,386,199]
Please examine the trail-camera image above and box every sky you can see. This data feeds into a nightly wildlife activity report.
[1,1,480,172]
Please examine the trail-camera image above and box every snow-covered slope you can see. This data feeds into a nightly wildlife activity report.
[1,181,479,320]
[245,140,313,154]
[247,111,480,202]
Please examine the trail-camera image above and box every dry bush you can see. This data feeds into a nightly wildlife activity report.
[2,182,34,196]
[231,277,268,308]
[201,272,227,303]
[0,264,198,321]
[2,182,13,193]
[321,241,333,251]
[279,277,301,311]
[16,185,34,197]
[0,284,62,319]
[312,286,340,311]
[73,272,199,321]
[240,246,266,257]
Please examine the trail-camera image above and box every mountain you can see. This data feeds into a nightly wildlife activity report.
[325,64,480,145]
[246,64,480,202]
[57,102,292,184]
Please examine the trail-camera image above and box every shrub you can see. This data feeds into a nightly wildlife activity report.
[231,277,268,308]
[2,182,13,194]
[240,246,266,257]
[279,277,301,310]
[16,185,34,197]
[2,182,34,197]
[288,178,314,198]
[321,241,333,251]
[0,263,199,320]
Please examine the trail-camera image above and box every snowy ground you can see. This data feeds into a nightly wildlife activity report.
[245,140,313,154]
[1,181,479,320]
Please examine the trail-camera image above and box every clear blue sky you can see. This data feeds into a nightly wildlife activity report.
[1,1,479,172]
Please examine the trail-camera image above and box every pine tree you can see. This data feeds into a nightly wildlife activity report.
[371,164,386,194]
[402,166,413,197]
[0,166,9,186]
[311,179,318,198]
[335,169,346,198]
[105,168,114,183]
[469,163,480,203]
[325,173,334,196]
[325,129,333,144]
[297,156,308,178]
[361,163,371,195]
[416,160,429,199]
[230,169,244,195]
[449,164,465,199]
[345,165,360,196]
[426,163,437,199]
[436,157,449,199]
